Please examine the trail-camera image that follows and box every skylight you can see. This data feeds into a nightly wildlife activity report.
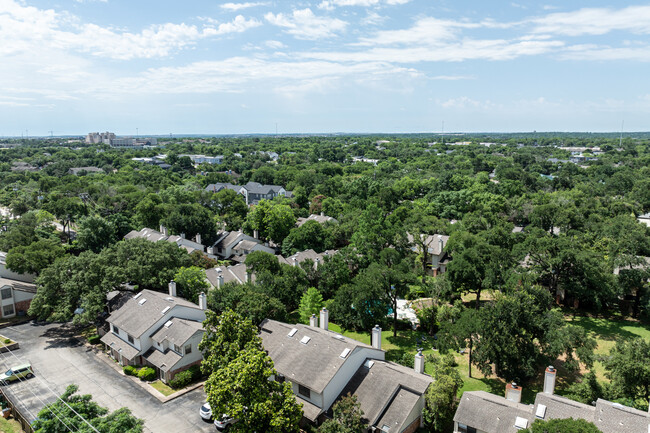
[287,328,298,338]
[138,298,147,305]
[364,360,374,369]
[535,404,547,419]
[514,417,528,429]
[133,293,142,300]
[161,306,170,315]
[164,320,173,328]
[300,336,311,345]
[340,348,351,358]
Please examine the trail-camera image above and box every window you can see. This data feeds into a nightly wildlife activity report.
[458,425,476,433]
[112,325,120,334]
[2,304,14,317]
[298,385,311,399]
[184,344,192,355]
[174,344,181,354]
[127,334,134,344]
[1,288,11,300]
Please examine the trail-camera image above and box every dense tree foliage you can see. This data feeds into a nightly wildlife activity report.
[32,384,143,433]
[521,418,602,433]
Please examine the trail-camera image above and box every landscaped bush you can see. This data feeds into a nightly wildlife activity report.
[123,365,137,376]
[169,370,192,389]
[87,335,101,345]
[188,365,203,381]
[137,367,156,381]
[3,338,11,344]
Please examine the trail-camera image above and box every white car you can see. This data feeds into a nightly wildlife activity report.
[214,414,238,431]
[199,402,212,421]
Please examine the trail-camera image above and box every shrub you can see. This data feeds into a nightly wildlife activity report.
[87,335,101,345]
[137,367,156,381]
[3,338,11,344]
[169,370,192,389]
[188,365,203,381]
[123,365,137,376]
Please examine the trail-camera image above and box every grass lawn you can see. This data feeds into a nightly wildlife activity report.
[0,415,24,433]
[150,380,175,397]
[330,311,650,405]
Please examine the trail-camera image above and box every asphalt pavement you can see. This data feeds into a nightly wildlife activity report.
[0,321,215,433]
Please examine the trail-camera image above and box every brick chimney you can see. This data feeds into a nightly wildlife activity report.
[506,382,522,403]
[414,349,424,374]
[168,280,177,297]
[319,308,329,331]
[371,325,382,350]
[198,292,207,310]
[544,366,557,394]
[309,314,318,327]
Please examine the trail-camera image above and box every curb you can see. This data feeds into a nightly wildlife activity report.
[89,342,205,403]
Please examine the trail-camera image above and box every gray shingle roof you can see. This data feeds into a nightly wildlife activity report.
[150,318,203,347]
[260,319,382,394]
[144,347,182,372]
[337,360,432,430]
[296,214,337,227]
[0,278,37,293]
[295,396,322,422]
[107,290,202,338]
[594,399,650,433]
[100,331,140,360]
[533,393,595,424]
[454,391,534,433]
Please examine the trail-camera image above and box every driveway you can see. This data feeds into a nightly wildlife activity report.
[0,322,215,433]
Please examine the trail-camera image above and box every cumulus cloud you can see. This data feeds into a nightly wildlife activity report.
[318,0,410,9]
[265,8,347,40]
[0,1,260,60]
[531,5,650,36]
[220,2,269,11]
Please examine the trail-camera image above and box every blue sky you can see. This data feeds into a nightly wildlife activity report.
[1,0,649,135]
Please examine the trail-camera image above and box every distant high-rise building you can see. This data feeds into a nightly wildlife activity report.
[84,132,157,148]
[85,131,115,144]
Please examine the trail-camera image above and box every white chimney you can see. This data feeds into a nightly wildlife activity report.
[319,308,329,331]
[216,269,224,289]
[169,280,177,297]
[159,224,165,234]
[292,257,297,267]
[506,383,522,403]
[320,211,324,217]
[544,366,557,394]
[198,292,207,310]
[414,349,424,374]
[207,246,214,255]
[196,233,202,245]
[253,229,259,239]
[371,325,382,350]
[245,271,250,283]
[180,233,186,239]
[309,314,318,327]
[438,236,444,252]
[314,257,320,268]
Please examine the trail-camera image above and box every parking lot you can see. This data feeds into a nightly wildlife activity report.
[0,322,215,433]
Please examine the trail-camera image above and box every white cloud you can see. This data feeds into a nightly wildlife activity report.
[265,8,347,40]
[265,40,286,49]
[220,2,269,11]
[559,43,650,62]
[532,5,650,36]
[106,57,418,96]
[318,0,409,9]
[361,12,386,26]
[0,1,260,60]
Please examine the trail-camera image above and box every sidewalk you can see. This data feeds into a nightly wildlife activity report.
[91,344,205,403]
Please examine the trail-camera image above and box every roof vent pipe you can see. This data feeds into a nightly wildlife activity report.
[319,308,329,331]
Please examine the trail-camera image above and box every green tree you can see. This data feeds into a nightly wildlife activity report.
[602,337,650,402]
[245,199,296,244]
[521,418,602,433]
[173,266,209,303]
[32,384,143,433]
[76,215,116,253]
[282,220,333,256]
[299,287,324,323]
[205,347,302,433]
[6,238,65,275]
[162,203,218,244]
[471,285,595,382]
[317,394,366,433]
[199,309,261,376]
